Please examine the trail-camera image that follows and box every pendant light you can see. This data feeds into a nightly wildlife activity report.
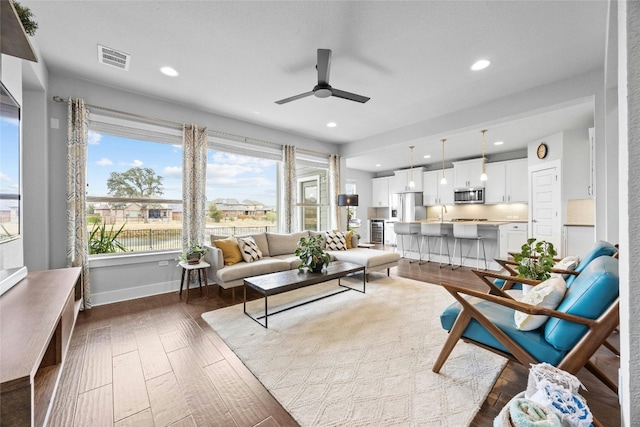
[480,129,488,181]
[440,138,447,185]
[408,145,415,188]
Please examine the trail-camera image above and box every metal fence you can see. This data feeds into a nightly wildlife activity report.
[112,225,278,252]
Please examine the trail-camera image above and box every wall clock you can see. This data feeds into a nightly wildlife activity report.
[537,143,548,159]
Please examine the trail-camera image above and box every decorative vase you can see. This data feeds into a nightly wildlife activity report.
[187,252,202,264]
[311,264,324,273]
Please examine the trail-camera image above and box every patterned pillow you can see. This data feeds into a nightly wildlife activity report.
[237,236,263,263]
[325,231,347,251]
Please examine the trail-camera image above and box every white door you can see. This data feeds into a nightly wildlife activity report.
[530,167,561,251]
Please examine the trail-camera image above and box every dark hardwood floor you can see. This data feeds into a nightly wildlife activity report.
[48,251,620,426]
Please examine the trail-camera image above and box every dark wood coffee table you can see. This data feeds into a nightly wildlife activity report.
[243,261,365,328]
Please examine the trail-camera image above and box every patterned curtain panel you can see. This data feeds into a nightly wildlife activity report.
[280,145,297,233]
[182,124,208,250]
[329,154,341,230]
[66,98,91,309]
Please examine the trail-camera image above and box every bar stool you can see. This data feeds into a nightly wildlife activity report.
[394,222,419,263]
[451,223,487,270]
[419,223,451,267]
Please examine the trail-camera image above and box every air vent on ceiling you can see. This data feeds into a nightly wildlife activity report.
[97,45,130,71]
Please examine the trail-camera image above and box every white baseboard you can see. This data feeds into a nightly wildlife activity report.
[91,279,182,306]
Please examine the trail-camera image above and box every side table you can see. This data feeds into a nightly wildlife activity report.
[178,260,210,303]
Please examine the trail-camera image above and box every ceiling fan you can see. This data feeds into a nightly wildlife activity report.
[275,49,370,105]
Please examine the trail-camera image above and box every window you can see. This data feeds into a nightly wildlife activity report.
[296,151,330,232]
[86,130,183,253]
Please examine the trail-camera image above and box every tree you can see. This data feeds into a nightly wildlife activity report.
[107,167,163,223]
[265,211,277,223]
[209,203,223,223]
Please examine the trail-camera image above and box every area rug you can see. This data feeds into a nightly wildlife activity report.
[202,275,507,426]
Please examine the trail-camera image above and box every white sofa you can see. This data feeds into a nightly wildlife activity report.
[203,231,400,297]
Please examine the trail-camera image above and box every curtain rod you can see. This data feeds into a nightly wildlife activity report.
[52,95,296,151]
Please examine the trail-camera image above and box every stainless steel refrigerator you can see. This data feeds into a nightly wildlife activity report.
[397,192,426,222]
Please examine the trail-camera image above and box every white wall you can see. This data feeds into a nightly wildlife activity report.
[343,167,375,242]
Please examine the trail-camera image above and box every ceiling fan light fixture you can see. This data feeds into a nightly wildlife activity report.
[314,87,332,98]
[471,59,491,71]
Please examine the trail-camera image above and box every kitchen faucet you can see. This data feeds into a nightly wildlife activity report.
[440,204,447,223]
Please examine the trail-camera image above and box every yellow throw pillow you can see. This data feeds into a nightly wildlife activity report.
[345,230,353,249]
[213,236,243,266]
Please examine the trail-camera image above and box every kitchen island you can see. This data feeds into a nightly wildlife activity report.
[393,220,527,270]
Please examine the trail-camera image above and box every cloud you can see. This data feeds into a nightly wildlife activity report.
[163,166,182,178]
[0,172,10,182]
[131,159,144,167]
[210,151,275,168]
[88,131,102,145]
[207,163,254,177]
[95,158,113,166]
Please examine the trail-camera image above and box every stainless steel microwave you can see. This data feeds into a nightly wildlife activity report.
[454,187,485,204]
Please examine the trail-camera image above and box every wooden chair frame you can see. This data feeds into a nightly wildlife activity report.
[432,280,620,395]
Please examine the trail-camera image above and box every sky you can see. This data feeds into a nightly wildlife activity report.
[0,115,20,209]
[87,132,278,207]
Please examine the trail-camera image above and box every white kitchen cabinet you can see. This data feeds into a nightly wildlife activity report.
[423,168,454,205]
[563,225,594,257]
[453,158,484,188]
[499,223,528,259]
[485,159,528,204]
[371,177,391,207]
[394,167,425,193]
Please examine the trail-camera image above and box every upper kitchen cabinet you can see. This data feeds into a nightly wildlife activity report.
[485,159,528,204]
[394,167,425,193]
[453,159,484,188]
[371,176,392,207]
[423,168,454,205]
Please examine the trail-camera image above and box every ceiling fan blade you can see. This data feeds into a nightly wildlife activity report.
[317,49,331,85]
[275,91,314,105]
[330,88,370,103]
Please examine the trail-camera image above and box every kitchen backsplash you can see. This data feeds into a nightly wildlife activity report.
[566,198,595,225]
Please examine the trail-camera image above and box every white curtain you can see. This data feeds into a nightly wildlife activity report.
[66,98,91,309]
[280,145,297,233]
[182,124,208,249]
[329,154,341,230]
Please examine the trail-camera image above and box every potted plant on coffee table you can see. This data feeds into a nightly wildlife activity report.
[295,235,331,273]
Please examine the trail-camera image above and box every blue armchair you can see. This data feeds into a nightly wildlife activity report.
[433,255,619,394]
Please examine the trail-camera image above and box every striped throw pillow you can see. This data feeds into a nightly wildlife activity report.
[237,236,263,263]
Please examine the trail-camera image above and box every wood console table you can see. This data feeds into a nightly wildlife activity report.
[0,267,82,426]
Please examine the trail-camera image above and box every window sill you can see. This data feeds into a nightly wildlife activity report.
[89,250,181,268]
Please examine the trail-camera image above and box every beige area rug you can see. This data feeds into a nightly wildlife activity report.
[202,275,507,426]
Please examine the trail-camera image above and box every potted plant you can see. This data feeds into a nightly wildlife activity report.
[180,242,208,264]
[295,235,331,272]
[512,238,557,281]
[88,222,127,254]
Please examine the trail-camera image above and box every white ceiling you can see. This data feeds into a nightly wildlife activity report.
[24,0,606,172]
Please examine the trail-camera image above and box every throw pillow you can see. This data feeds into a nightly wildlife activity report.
[551,256,580,279]
[345,230,353,249]
[325,231,347,251]
[213,236,243,266]
[514,276,567,331]
[237,236,263,263]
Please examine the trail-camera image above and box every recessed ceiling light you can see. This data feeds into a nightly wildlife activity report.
[423,154,431,159]
[253,111,260,115]
[327,122,337,128]
[494,141,504,146]
[471,59,491,71]
[160,66,179,77]
[375,164,381,167]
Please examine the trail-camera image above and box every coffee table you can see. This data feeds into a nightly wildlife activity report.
[243,261,365,328]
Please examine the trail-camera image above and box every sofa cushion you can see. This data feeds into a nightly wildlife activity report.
[566,240,617,286]
[551,256,580,280]
[216,258,290,283]
[236,233,270,257]
[266,231,309,256]
[544,256,619,352]
[213,236,243,266]
[237,236,263,263]
[272,254,302,270]
[514,276,566,331]
[325,231,347,251]
[345,230,354,249]
[328,248,400,268]
[440,297,566,366]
